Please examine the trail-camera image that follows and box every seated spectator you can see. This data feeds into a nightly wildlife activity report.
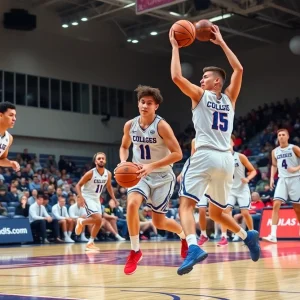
[29,175,41,192]
[255,172,269,193]
[15,195,30,217]
[21,148,32,164]
[259,184,273,204]
[138,207,158,240]
[46,155,57,169]
[18,177,29,193]
[0,185,11,203]
[43,195,52,215]
[28,190,38,205]
[0,202,7,216]
[29,194,63,244]
[52,196,75,243]
[8,185,20,202]
[103,201,126,241]
[50,187,65,206]
[68,198,89,242]
[33,156,43,172]
[105,199,128,239]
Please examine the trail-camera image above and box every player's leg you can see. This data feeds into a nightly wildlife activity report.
[241,209,254,230]
[150,173,187,258]
[123,181,150,275]
[289,176,300,223]
[177,153,209,275]
[208,152,260,262]
[66,218,75,239]
[198,207,209,246]
[218,206,232,246]
[59,219,73,242]
[263,178,287,243]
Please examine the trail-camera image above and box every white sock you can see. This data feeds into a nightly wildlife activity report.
[88,237,94,244]
[201,230,207,238]
[80,232,86,239]
[221,232,227,238]
[177,230,186,239]
[64,232,69,238]
[130,235,140,252]
[236,228,247,240]
[68,231,72,237]
[271,225,277,237]
[186,234,198,247]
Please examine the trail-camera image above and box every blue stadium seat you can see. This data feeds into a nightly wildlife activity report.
[9,202,19,208]
[0,215,8,219]
[8,212,15,218]
[1,202,8,208]
[7,207,16,213]
[13,215,26,218]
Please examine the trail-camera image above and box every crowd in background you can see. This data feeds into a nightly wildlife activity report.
[0,97,299,243]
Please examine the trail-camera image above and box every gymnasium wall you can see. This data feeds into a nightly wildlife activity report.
[0,0,299,150]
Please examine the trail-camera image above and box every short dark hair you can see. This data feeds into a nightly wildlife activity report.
[93,152,106,162]
[0,102,16,113]
[135,85,163,105]
[203,66,226,85]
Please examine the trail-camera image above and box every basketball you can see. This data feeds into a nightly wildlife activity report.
[194,19,214,42]
[170,20,196,48]
[114,162,140,188]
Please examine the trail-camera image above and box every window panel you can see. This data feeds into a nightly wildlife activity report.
[40,77,49,108]
[4,72,14,103]
[61,81,71,111]
[27,75,38,107]
[16,73,25,105]
[51,79,60,110]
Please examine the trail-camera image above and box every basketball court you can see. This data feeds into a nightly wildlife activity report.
[1,240,300,300]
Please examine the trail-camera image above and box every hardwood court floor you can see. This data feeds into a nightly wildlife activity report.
[0,240,300,300]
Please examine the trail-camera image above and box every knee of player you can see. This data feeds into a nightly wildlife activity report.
[94,214,102,225]
[241,209,250,216]
[273,200,282,210]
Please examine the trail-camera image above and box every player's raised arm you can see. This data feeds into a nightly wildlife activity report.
[169,30,203,107]
[210,25,243,106]
[119,120,132,163]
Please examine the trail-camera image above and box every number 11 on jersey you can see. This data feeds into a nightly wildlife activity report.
[95,185,103,193]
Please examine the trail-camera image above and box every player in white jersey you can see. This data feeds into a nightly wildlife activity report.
[263,129,300,243]
[177,139,210,246]
[119,85,187,275]
[170,25,260,275]
[0,102,20,171]
[219,136,257,246]
[75,152,117,251]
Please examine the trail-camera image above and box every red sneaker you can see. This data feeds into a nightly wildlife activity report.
[198,235,209,246]
[181,239,188,258]
[217,237,228,247]
[124,250,143,275]
[140,235,148,240]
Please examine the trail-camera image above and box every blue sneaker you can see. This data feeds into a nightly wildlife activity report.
[177,245,208,275]
[244,230,261,262]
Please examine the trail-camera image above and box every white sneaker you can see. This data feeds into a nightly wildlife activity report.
[65,237,75,243]
[232,235,241,242]
[262,235,277,243]
[80,236,89,242]
[115,234,126,241]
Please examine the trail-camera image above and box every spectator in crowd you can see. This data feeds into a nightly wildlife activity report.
[29,194,62,244]
[46,155,57,169]
[68,198,89,242]
[18,178,29,192]
[255,172,269,193]
[8,185,20,202]
[51,196,75,243]
[0,185,11,203]
[15,195,30,217]
[0,202,7,216]
[21,148,32,164]
[29,175,41,192]
[43,195,52,215]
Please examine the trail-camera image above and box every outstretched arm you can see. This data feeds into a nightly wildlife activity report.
[169,30,203,108]
[210,25,243,106]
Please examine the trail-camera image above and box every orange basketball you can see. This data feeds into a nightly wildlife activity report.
[171,20,196,48]
[194,19,214,42]
[114,162,140,188]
